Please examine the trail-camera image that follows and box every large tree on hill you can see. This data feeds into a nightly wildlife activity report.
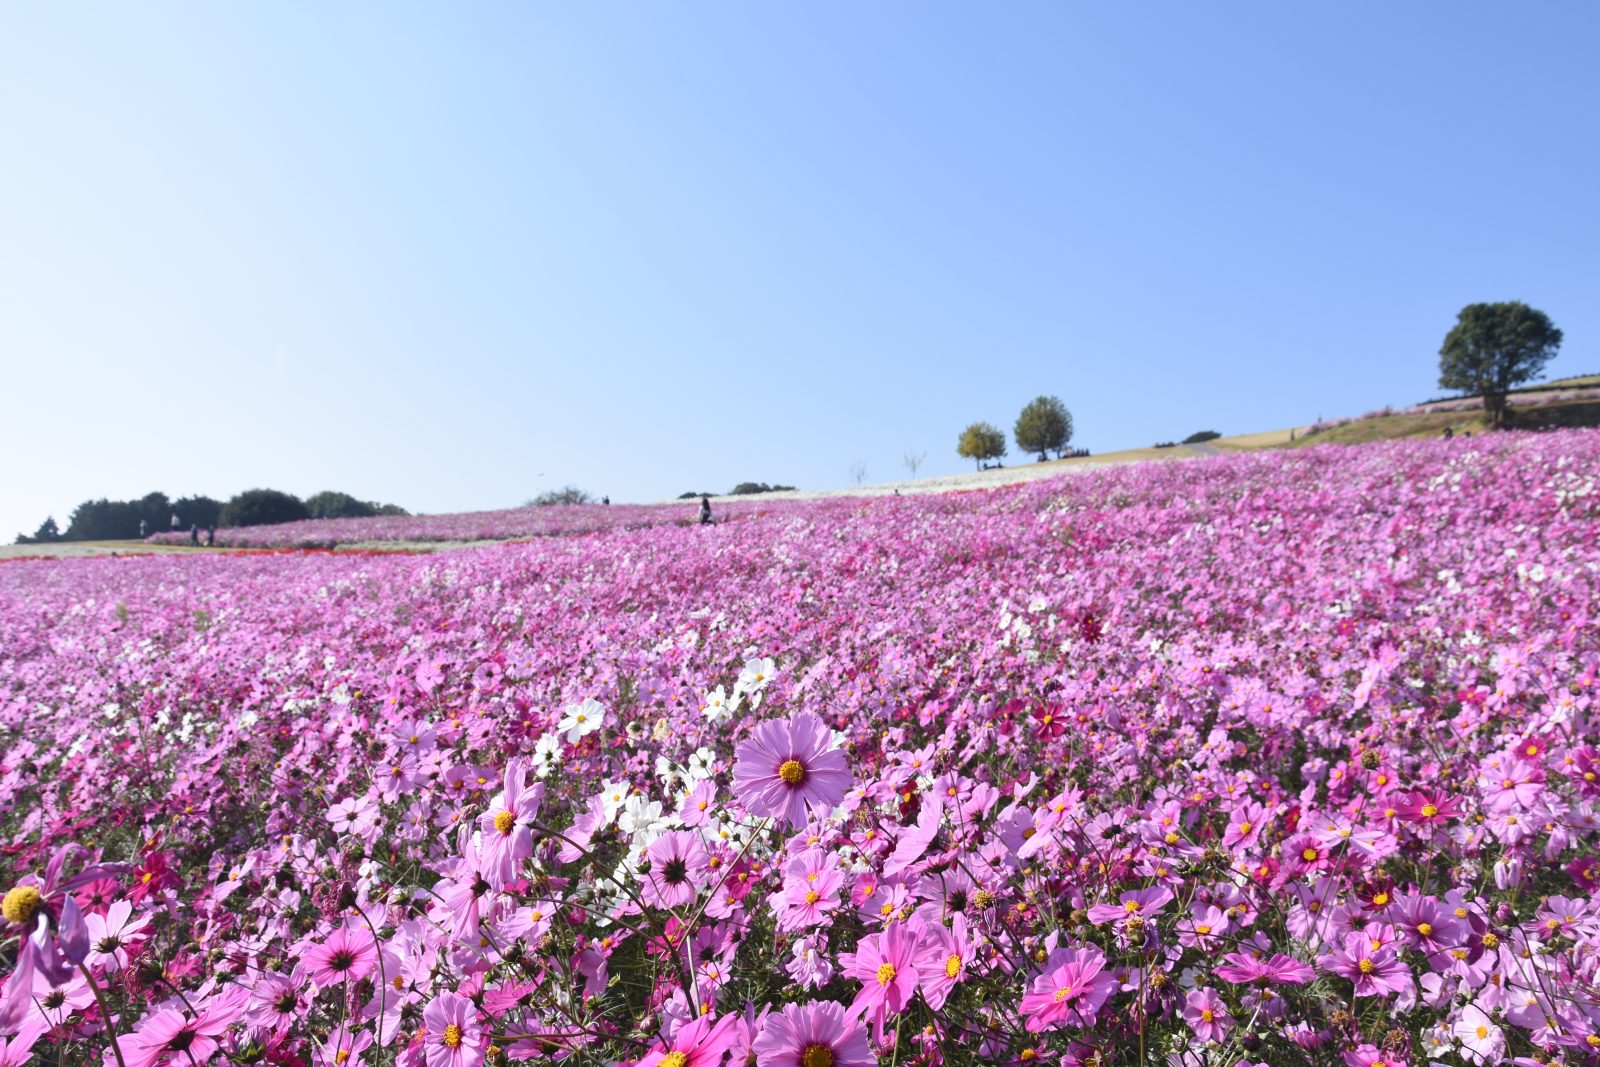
[956,421,1008,469]
[219,489,310,528]
[1014,395,1073,461]
[305,491,378,520]
[1439,301,1562,430]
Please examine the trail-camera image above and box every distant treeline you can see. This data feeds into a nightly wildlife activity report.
[14,489,407,544]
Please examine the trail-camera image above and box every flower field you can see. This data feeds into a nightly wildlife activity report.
[142,501,781,550]
[4,433,1600,1067]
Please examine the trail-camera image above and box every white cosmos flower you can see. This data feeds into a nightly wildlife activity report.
[531,732,563,777]
[702,685,739,724]
[557,697,607,743]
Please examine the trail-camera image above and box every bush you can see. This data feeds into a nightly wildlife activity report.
[1182,430,1221,444]
[729,483,796,495]
[305,491,379,520]
[219,489,311,528]
[1153,441,1177,449]
[529,486,593,507]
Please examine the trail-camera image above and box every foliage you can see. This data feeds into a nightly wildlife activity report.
[1439,301,1563,429]
[305,491,380,520]
[218,488,311,528]
[730,482,796,495]
[956,420,1008,468]
[12,516,62,545]
[173,495,223,529]
[61,492,170,541]
[1013,395,1073,460]
[1182,430,1222,444]
[529,485,593,506]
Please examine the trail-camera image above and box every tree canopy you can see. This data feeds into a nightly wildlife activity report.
[1439,301,1562,429]
[1014,396,1073,461]
[957,421,1008,469]
[219,489,311,528]
[305,491,379,520]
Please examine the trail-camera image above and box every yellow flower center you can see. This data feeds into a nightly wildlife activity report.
[1201,1009,1215,1022]
[1421,803,1438,817]
[1,886,42,925]
[945,954,962,979]
[1053,986,1073,1001]
[1237,821,1252,834]
[778,760,806,785]
[1418,922,1433,936]
[1482,932,1499,949]
[1358,959,1374,974]
[1302,848,1319,862]
[876,963,897,985]
[1164,832,1179,845]
[1371,892,1389,906]
[443,1024,462,1049]
[336,1051,351,1065]
[1586,1035,1600,1049]
[493,810,515,835]
[801,1047,835,1067]
[1195,924,1211,935]
[661,1053,689,1067]
[805,890,821,905]
[1123,900,1141,913]
[1476,1026,1488,1040]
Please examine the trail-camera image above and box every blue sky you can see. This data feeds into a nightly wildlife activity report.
[2,3,1596,536]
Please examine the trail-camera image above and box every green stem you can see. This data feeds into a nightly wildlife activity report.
[79,963,128,1067]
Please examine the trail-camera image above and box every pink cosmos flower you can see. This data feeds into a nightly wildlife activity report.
[1213,951,1314,985]
[476,758,545,889]
[642,831,710,910]
[0,1018,46,1067]
[115,985,248,1067]
[732,713,853,827]
[323,1024,375,1067]
[422,991,484,1067]
[912,914,971,1010]
[1319,930,1411,998]
[773,850,845,931]
[841,920,922,1042]
[1451,1004,1504,1064]
[1183,987,1231,1044]
[1018,944,1117,1033]
[636,1013,742,1067]
[1084,885,1173,926]
[302,925,378,986]
[84,899,151,972]
[752,1001,874,1067]
[1344,1044,1408,1067]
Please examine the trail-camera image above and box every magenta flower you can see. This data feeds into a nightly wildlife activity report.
[1018,944,1117,1033]
[301,924,378,986]
[636,1013,742,1067]
[642,831,710,910]
[752,1001,874,1067]
[1084,885,1173,926]
[774,850,845,931]
[841,920,922,1042]
[1183,987,1231,1044]
[732,712,852,827]
[1319,931,1411,998]
[476,757,545,889]
[1212,951,1314,985]
[1344,1044,1408,1067]
[422,991,484,1067]
[912,914,972,1010]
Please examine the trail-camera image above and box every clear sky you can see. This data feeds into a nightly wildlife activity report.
[2,3,1596,537]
